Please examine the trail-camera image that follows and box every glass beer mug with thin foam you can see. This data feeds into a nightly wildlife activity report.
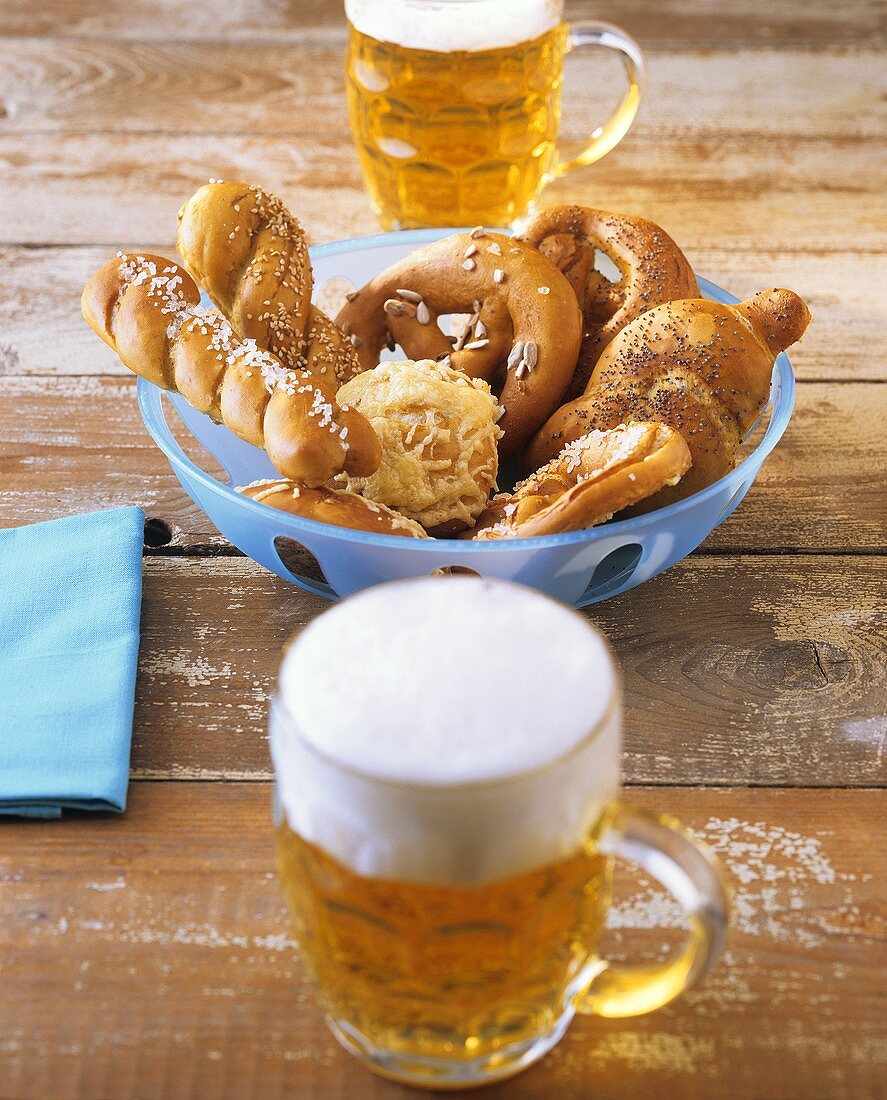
[345,0,647,226]
[344,0,644,229]
[271,577,728,1089]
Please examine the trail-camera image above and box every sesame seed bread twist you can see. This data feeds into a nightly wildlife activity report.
[520,206,700,400]
[177,181,362,385]
[525,288,811,508]
[81,253,381,486]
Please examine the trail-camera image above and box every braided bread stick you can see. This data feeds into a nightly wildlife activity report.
[525,288,811,506]
[81,253,380,486]
[177,181,362,385]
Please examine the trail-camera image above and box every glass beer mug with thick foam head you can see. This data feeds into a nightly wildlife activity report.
[344,0,644,228]
[271,577,728,1089]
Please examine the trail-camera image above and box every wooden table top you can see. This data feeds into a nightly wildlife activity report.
[1,2,885,1097]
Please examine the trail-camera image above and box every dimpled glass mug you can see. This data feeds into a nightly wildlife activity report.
[270,577,729,1089]
[344,0,644,228]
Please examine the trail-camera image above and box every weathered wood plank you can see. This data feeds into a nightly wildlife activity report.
[1,783,883,1100]
[115,555,887,784]
[1,42,882,138]
[0,376,215,540]
[3,244,882,382]
[704,382,887,551]
[0,0,882,45]
[0,132,882,250]
[2,378,883,554]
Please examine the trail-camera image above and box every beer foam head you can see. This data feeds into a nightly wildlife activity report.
[273,578,621,885]
[279,576,615,784]
[346,0,563,53]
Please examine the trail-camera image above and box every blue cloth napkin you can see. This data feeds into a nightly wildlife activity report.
[0,507,144,817]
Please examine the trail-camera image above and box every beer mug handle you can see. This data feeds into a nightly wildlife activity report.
[578,805,730,1018]
[550,22,645,180]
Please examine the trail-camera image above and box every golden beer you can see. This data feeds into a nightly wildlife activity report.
[344,0,645,229]
[270,577,728,1088]
[346,23,567,229]
[276,816,611,1065]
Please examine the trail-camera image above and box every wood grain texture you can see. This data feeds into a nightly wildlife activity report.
[1,42,882,138]
[4,244,884,382]
[120,555,887,784]
[2,378,884,553]
[1,783,884,1100]
[0,132,883,250]
[0,0,882,45]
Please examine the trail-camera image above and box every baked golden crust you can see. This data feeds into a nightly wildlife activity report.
[336,359,501,533]
[177,181,361,385]
[238,479,428,538]
[525,289,811,507]
[335,231,582,456]
[471,422,691,539]
[81,252,381,486]
[520,205,699,399]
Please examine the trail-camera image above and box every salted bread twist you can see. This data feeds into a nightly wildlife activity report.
[471,422,690,539]
[525,288,811,506]
[520,206,700,400]
[177,181,362,385]
[335,231,583,456]
[81,253,380,486]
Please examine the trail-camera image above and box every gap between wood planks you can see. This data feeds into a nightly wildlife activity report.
[124,776,887,790]
[3,34,883,50]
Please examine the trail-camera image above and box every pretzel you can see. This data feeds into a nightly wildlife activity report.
[470,422,691,539]
[525,289,811,507]
[177,181,362,385]
[81,253,380,486]
[335,231,583,455]
[238,479,428,537]
[520,206,699,400]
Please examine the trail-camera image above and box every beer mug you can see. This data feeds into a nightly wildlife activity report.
[344,0,644,229]
[271,577,728,1089]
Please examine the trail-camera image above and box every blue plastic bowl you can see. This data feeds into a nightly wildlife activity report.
[137,228,795,607]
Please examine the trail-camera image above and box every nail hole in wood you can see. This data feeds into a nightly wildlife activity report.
[144,517,173,548]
